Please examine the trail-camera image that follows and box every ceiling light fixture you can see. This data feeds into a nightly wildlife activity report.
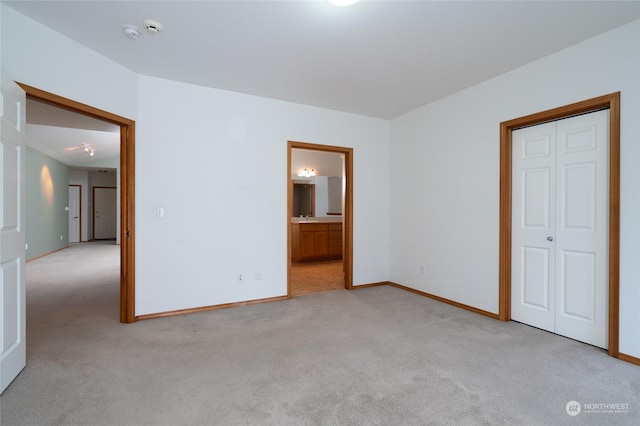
[122,25,142,40]
[297,168,316,178]
[328,0,360,6]
[81,143,95,157]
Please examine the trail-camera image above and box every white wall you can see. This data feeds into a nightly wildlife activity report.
[3,4,136,242]
[8,2,634,358]
[291,149,343,177]
[90,170,117,187]
[136,76,389,314]
[328,177,342,214]
[2,5,389,318]
[314,176,329,217]
[389,20,640,358]
[0,6,138,120]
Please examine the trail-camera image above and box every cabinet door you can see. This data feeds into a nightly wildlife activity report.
[301,231,316,257]
[314,231,329,256]
[329,224,342,256]
[328,229,342,256]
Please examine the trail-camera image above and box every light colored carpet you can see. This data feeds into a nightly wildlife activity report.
[1,242,639,425]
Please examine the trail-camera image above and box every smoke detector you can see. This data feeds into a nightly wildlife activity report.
[144,19,162,35]
[122,25,142,40]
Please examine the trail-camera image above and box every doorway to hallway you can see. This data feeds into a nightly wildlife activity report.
[20,83,136,323]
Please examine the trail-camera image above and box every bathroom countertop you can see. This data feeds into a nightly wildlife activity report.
[291,217,342,224]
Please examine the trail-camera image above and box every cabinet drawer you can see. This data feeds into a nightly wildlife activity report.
[329,230,342,240]
[328,223,342,231]
[299,223,328,232]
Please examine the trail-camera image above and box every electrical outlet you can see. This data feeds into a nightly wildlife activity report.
[420,265,425,275]
[237,273,243,282]
[60,235,63,241]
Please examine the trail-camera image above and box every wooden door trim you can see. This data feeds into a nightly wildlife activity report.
[499,92,620,357]
[288,141,354,296]
[18,82,136,323]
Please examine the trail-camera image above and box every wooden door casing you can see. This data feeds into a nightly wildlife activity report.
[499,92,620,357]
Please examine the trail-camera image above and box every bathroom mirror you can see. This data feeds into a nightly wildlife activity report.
[291,148,344,218]
[293,184,315,217]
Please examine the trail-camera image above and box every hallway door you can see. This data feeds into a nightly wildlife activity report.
[94,187,116,240]
[511,110,609,348]
[69,185,81,243]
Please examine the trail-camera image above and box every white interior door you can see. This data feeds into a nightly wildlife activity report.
[69,185,80,243]
[511,110,609,349]
[554,111,609,347]
[94,187,117,239]
[511,121,557,333]
[0,73,27,393]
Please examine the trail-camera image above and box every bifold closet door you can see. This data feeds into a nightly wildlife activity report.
[511,110,609,349]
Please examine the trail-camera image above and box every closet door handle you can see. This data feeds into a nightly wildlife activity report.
[547,236,554,242]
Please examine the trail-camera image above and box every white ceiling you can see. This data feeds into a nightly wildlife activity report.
[292,148,344,177]
[26,99,120,166]
[26,98,120,133]
[6,1,640,121]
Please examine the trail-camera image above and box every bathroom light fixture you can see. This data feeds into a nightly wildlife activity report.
[297,168,316,178]
[81,143,95,157]
[328,0,360,6]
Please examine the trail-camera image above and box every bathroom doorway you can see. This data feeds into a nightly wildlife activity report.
[287,141,353,297]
